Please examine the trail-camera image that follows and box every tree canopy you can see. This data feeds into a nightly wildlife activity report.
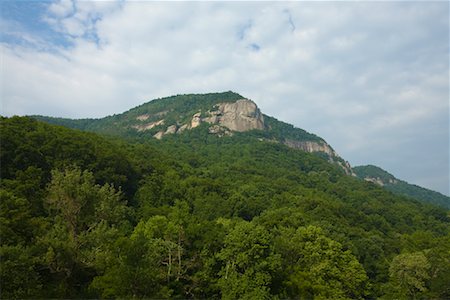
[1,116,449,299]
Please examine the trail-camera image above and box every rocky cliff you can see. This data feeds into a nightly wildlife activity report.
[150,99,264,139]
[208,100,265,132]
[283,140,336,157]
[283,139,353,175]
[130,97,352,174]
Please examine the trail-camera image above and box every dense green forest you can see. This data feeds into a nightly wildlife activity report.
[1,116,450,299]
[353,165,450,209]
[33,92,447,207]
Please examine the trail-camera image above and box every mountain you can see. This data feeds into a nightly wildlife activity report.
[33,91,353,174]
[2,112,450,299]
[34,91,450,206]
[353,165,450,209]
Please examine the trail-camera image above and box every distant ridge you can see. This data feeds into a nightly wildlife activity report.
[353,165,450,209]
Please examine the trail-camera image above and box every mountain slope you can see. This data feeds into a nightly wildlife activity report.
[353,165,450,209]
[32,91,352,173]
[2,116,450,299]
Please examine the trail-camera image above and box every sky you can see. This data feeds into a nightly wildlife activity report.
[1,1,449,196]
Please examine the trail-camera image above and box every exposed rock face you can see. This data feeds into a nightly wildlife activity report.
[284,139,354,175]
[208,125,232,137]
[124,96,358,176]
[364,177,398,186]
[136,111,168,122]
[203,111,220,124]
[389,178,398,184]
[132,99,264,136]
[136,114,150,121]
[191,112,202,128]
[283,140,336,157]
[129,97,352,175]
[365,177,385,186]
[154,131,165,140]
[338,161,355,176]
[206,99,265,132]
[133,119,164,131]
[177,123,189,134]
[165,125,178,135]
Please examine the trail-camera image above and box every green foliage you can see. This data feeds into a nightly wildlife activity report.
[0,190,34,245]
[33,91,245,138]
[259,114,322,142]
[0,245,42,298]
[33,167,131,298]
[388,252,431,299]
[217,221,280,299]
[0,116,139,197]
[46,167,131,239]
[31,92,329,153]
[424,238,450,299]
[90,234,171,298]
[353,165,450,209]
[275,225,368,299]
[1,116,449,299]
[353,165,397,182]
[47,167,97,240]
[92,201,191,298]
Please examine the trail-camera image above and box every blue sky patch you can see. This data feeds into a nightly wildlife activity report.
[249,43,260,51]
[1,1,74,49]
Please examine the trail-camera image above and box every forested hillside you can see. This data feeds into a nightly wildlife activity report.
[32,92,247,137]
[32,92,326,151]
[33,91,447,210]
[353,165,450,209]
[32,92,354,176]
[1,116,449,299]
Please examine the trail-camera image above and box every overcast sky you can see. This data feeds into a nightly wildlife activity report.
[1,1,448,195]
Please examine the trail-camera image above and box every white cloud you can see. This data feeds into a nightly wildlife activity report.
[48,0,74,18]
[1,1,448,195]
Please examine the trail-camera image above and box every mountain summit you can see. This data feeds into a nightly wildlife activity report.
[34,91,352,173]
[139,98,265,138]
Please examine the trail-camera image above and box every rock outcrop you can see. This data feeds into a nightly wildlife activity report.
[363,176,398,186]
[338,160,355,176]
[165,125,178,135]
[177,123,189,134]
[135,111,168,122]
[128,97,351,174]
[208,125,233,137]
[206,99,265,132]
[283,140,336,157]
[154,131,165,140]
[132,119,164,132]
[146,99,264,138]
[136,114,150,121]
[191,112,202,129]
[283,139,354,175]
